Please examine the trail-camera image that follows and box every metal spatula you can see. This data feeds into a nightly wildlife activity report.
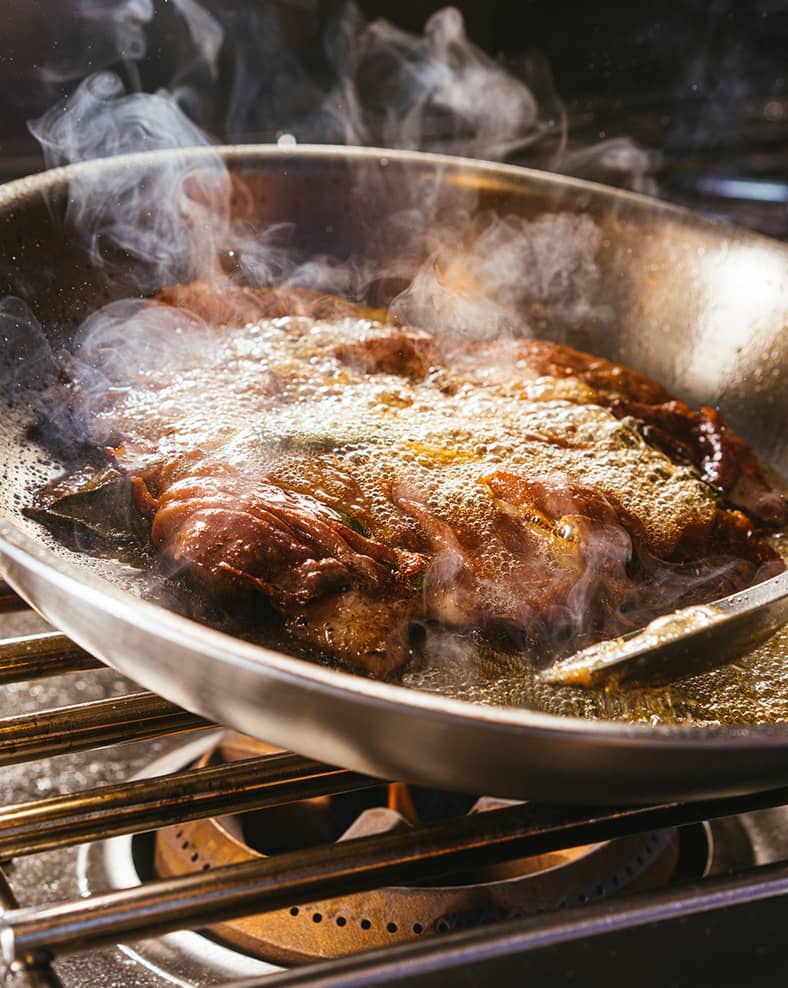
[541,569,788,690]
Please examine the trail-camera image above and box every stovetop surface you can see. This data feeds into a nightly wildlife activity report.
[0,610,168,986]
[2,604,788,988]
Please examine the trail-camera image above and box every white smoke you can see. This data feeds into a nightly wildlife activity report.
[35,2,657,192]
[322,7,557,159]
[29,72,228,285]
[391,212,609,341]
[0,297,57,392]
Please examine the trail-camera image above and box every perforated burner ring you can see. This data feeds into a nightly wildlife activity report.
[155,732,681,965]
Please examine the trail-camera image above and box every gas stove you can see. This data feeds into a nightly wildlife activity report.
[0,590,787,988]
[0,4,787,985]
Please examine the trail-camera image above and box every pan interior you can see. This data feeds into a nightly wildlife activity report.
[0,147,785,729]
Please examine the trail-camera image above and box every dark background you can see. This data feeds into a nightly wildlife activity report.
[1,0,786,234]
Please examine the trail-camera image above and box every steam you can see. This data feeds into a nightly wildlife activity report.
[391,212,608,341]
[558,139,656,196]
[35,1,656,189]
[14,0,736,685]
[29,72,228,285]
[322,7,558,159]
[74,298,212,384]
[0,298,57,392]
[169,0,224,86]
[25,2,658,297]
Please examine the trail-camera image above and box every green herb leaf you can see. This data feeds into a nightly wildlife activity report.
[333,508,370,537]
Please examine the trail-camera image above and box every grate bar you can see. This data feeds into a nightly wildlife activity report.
[0,752,376,858]
[0,632,102,685]
[0,692,213,766]
[3,786,788,961]
[229,860,788,988]
[0,865,63,988]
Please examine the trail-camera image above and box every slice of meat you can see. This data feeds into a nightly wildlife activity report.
[288,593,416,678]
[459,338,672,404]
[41,281,784,679]
[334,327,439,379]
[147,470,424,674]
[608,398,785,527]
[459,337,784,528]
[155,283,387,328]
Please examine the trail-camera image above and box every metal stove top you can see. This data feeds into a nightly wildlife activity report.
[0,594,787,988]
[0,607,181,987]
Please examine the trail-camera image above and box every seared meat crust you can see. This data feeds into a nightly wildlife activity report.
[48,283,784,677]
[606,398,784,527]
[149,471,423,674]
[458,339,782,526]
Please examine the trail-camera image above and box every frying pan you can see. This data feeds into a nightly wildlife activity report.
[0,146,786,804]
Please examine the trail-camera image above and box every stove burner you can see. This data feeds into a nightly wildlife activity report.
[152,733,686,965]
[65,730,786,988]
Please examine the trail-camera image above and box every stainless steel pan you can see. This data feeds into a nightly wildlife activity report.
[0,146,786,804]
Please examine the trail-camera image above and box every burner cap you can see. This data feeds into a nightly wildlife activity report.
[155,732,680,965]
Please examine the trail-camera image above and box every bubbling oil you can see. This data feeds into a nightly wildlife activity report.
[2,307,786,727]
[404,533,788,726]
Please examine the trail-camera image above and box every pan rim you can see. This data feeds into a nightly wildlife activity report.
[2,142,788,262]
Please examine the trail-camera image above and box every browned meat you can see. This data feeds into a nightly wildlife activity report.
[607,397,785,527]
[455,338,785,528]
[148,470,424,675]
[334,327,439,379]
[458,338,672,405]
[155,282,388,327]
[40,283,785,678]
